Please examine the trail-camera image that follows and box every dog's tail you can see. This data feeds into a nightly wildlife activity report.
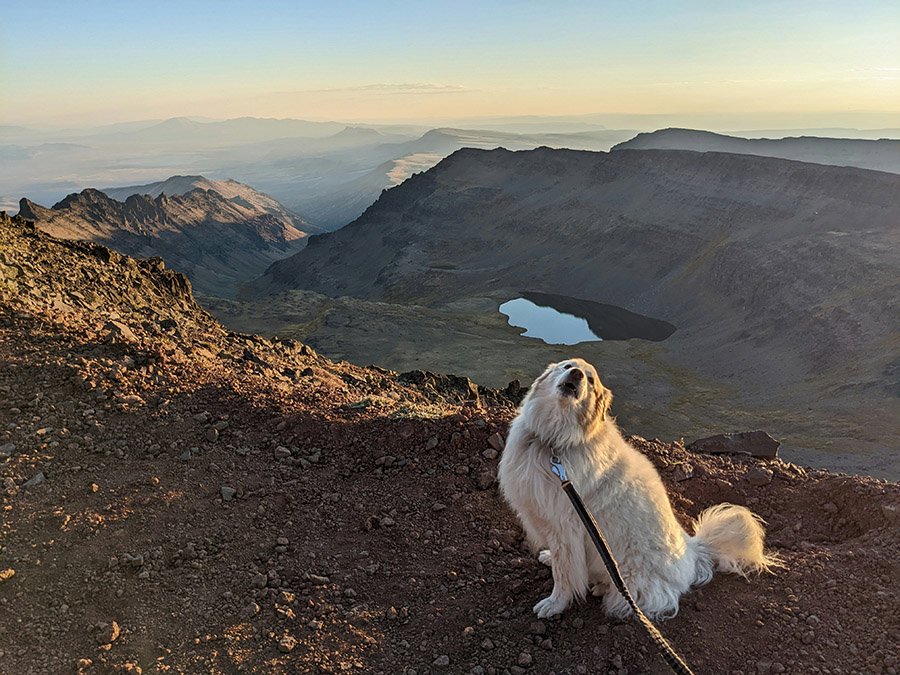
[692,503,782,580]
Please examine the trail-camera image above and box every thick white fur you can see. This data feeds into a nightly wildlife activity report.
[498,358,780,620]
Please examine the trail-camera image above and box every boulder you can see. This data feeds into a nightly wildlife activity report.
[688,431,780,459]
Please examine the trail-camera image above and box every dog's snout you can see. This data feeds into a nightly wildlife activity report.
[558,364,586,397]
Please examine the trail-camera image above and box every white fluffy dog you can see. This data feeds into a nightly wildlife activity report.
[498,358,779,620]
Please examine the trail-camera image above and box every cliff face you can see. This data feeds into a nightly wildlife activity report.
[2,210,198,315]
[18,184,308,297]
[1,210,898,674]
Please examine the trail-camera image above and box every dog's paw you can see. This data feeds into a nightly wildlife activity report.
[538,550,552,567]
[533,595,568,618]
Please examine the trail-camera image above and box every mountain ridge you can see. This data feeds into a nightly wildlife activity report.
[258,127,638,228]
[18,180,309,297]
[125,116,347,143]
[612,128,900,173]
[99,174,314,231]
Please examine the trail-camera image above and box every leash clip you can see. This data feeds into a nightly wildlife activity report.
[549,455,567,482]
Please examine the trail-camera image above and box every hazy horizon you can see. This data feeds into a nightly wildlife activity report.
[6,112,900,136]
[1,0,898,129]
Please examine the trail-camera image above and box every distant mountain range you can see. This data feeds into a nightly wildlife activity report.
[6,116,898,228]
[612,128,900,174]
[226,126,638,228]
[0,117,640,222]
[121,116,348,143]
[18,177,308,297]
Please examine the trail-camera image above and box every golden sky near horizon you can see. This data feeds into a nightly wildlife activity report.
[1,1,898,127]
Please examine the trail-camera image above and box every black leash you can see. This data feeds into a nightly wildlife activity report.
[550,455,695,675]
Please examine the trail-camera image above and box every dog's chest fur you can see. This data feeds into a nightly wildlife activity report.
[501,431,560,515]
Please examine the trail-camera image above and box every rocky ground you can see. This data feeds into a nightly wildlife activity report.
[1,212,898,674]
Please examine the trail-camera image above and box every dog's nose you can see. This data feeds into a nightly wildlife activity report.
[568,368,584,382]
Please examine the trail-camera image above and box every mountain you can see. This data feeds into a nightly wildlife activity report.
[2,210,898,673]
[125,116,347,144]
[257,126,403,159]
[613,128,900,174]
[100,174,313,229]
[18,180,308,297]
[389,127,638,156]
[245,147,900,475]
[729,127,900,140]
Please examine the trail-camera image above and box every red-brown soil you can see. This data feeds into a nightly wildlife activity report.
[1,214,897,674]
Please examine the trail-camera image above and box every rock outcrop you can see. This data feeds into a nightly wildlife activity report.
[689,430,781,459]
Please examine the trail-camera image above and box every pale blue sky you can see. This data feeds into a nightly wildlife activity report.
[1,0,898,125]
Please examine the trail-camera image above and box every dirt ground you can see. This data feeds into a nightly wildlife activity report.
[1,214,898,674]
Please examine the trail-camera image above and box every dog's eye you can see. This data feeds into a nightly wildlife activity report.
[563,364,573,370]
[588,376,595,384]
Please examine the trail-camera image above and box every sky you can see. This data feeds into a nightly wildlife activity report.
[1,0,898,128]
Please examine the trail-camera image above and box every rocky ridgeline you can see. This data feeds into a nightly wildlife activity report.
[0,211,501,408]
[1,211,199,323]
[0,211,898,674]
[17,183,308,297]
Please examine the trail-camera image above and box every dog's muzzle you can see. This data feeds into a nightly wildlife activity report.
[559,368,583,397]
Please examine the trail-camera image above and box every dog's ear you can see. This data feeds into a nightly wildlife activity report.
[593,381,613,422]
[580,378,613,435]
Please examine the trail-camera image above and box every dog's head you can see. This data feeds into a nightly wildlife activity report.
[520,358,614,445]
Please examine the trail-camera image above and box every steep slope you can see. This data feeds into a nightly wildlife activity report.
[248,148,900,472]
[1,211,898,674]
[613,128,900,173]
[18,185,309,297]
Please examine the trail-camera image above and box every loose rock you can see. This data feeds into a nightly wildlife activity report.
[23,471,45,488]
[278,635,297,653]
[95,621,120,645]
[746,466,774,487]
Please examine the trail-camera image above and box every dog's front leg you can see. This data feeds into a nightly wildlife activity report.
[533,528,588,618]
